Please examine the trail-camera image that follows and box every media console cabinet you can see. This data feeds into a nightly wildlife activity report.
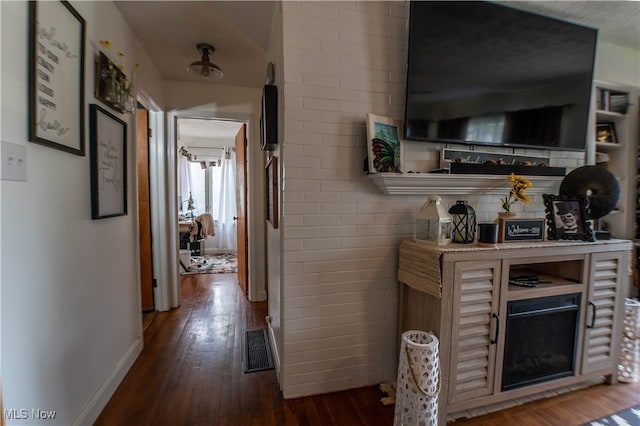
[398,239,631,424]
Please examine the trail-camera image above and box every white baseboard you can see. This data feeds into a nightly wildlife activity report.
[73,336,143,425]
[265,316,281,381]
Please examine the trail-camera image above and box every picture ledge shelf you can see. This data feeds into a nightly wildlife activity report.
[367,173,563,195]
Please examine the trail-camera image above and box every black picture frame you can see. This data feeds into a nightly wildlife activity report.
[543,194,595,241]
[596,123,617,143]
[90,104,127,219]
[260,84,277,151]
[28,0,86,156]
[265,156,278,228]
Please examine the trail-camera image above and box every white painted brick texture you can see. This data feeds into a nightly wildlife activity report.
[279,1,584,399]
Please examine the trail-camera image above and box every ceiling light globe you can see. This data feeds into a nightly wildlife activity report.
[186,43,223,80]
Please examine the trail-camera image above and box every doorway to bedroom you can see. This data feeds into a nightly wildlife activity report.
[176,118,246,288]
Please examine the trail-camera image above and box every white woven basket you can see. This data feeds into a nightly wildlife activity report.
[618,298,640,383]
[394,330,440,426]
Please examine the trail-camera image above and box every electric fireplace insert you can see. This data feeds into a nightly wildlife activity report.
[502,293,581,391]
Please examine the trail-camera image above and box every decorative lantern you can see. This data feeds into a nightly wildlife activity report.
[449,200,476,244]
[415,195,452,245]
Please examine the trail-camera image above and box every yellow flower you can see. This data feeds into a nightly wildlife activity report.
[99,40,111,49]
[501,173,532,213]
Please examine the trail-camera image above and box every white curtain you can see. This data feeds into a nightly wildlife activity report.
[177,153,193,216]
[211,150,237,251]
[189,162,205,217]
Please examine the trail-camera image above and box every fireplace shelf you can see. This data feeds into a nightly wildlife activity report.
[507,261,585,301]
[367,172,563,195]
[398,239,632,424]
[507,280,584,301]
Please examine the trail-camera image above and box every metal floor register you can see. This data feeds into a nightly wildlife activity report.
[245,328,274,373]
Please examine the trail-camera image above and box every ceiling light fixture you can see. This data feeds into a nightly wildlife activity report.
[187,43,223,79]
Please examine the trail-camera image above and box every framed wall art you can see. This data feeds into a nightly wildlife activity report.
[366,113,402,173]
[28,0,86,155]
[90,104,127,219]
[543,194,595,241]
[596,123,617,144]
[265,156,278,228]
[260,84,277,151]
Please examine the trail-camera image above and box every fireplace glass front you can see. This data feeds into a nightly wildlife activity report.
[502,293,581,391]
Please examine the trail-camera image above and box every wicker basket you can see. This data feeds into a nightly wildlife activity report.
[618,298,640,383]
[394,330,440,426]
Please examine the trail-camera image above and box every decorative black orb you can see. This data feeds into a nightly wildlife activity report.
[559,165,620,219]
[449,200,476,243]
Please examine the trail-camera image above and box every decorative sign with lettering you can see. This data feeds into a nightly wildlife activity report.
[89,104,127,219]
[498,218,545,242]
[28,1,86,155]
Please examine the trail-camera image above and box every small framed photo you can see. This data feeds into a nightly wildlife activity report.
[90,104,127,219]
[596,123,617,143]
[543,194,595,241]
[366,113,402,173]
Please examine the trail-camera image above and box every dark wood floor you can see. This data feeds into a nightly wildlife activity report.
[96,273,640,426]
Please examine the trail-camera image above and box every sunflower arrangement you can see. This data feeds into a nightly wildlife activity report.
[98,40,140,112]
[501,173,532,213]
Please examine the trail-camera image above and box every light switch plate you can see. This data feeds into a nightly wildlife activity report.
[1,141,27,181]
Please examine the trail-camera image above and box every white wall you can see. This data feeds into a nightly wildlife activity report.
[595,41,640,87]
[276,1,626,399]
[1,1,163,424]
[279,1,412,398]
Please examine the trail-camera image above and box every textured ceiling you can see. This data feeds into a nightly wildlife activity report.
[500,1,639,50]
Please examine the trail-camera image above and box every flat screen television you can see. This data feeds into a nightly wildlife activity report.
[404,1,597,151]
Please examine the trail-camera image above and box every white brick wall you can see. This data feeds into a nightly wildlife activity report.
[279,1,585,398]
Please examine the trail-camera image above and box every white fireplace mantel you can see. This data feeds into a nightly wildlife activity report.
[367,173,563,195]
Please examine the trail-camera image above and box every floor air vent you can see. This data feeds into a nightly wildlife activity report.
[245,328,274,373]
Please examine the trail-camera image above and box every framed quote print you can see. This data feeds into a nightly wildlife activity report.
[90,104,127,219]
[28,0,86,155]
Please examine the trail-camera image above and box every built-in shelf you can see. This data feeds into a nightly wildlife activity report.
[596,109,625,119]
[595,141,624,150]
[367,173,563,195]
[593,80,637,240]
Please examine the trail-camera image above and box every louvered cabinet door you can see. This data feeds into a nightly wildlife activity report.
[582,251,626,375]
[448,260,502,404]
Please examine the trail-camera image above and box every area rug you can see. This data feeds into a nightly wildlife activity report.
[584,405,640,425]
[182,253,237,275]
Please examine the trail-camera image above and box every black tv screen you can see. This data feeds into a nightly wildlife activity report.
[404,1,597,151]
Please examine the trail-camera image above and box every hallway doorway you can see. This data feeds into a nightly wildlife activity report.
[176,118,248,297]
